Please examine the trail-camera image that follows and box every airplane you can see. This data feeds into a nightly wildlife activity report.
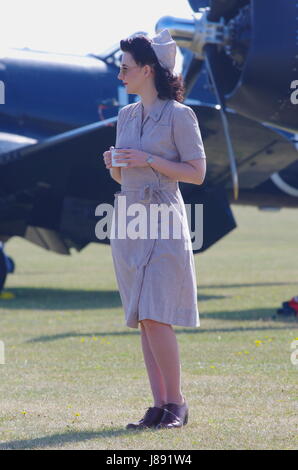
[0,0,297,295]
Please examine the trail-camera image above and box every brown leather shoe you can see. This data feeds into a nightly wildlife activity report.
[156,400,189,429]
[126,406,165,430]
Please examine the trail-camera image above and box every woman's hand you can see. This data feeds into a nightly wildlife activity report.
[102,146,114,169]
[113,148,149,168]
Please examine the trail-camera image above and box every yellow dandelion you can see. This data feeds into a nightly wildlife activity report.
[21,411,27,415]
[210,365,216,369]
[80,338,85,343]
[0,292,15,299]
[100,338,110,344]
[244,351,250,354]
[254,340,262,346]
[74,413,80,417]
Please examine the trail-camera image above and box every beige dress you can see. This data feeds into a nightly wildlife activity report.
[110,96,206,329]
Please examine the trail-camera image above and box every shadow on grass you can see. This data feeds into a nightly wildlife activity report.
[27,307,297,343]
[2,281,296,310]
[199,308,294,322]
[0,287,122,310]
[0,427,153,450]
[199,282,298,289]
[0,287,226,309]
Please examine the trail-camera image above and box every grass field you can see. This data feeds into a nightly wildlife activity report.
[0,205,297,450]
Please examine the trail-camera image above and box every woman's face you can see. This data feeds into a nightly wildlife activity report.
[118,52,151,94]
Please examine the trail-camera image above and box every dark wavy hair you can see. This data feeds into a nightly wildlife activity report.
[119,34,185,102]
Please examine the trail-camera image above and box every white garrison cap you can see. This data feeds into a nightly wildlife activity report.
[150,29,177,74]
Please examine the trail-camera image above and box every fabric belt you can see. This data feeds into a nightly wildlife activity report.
[114,181,179,204]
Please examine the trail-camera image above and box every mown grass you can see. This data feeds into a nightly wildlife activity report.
[0,205,297,450]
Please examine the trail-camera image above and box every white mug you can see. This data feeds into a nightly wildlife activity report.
[111,147,128,167]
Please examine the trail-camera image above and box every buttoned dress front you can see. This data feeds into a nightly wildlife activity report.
[110,96,206,329]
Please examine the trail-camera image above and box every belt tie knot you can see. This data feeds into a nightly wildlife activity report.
[139,183,161,203]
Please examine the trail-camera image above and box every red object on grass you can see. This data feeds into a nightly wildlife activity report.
[288,297,298,315]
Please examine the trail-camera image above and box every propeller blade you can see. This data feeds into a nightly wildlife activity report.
[204,43,239,200]
[182,52,204,97]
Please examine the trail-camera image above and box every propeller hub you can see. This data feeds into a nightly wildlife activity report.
[154,9,229,61]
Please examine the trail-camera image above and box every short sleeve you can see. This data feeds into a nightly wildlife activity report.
[173,106,206,161]
[115,108,124,148]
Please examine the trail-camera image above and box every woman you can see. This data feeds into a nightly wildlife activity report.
[103,29,206,430]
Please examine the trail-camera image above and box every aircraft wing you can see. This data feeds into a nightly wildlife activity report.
[0,116,119,254]
[0,132,37,154]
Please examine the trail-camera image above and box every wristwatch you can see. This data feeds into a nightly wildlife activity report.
[146,154,154,166]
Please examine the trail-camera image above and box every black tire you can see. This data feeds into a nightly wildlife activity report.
[0,248,7,294]
[6,256,15,273]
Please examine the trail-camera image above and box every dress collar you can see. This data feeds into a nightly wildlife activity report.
[129,96,170,122]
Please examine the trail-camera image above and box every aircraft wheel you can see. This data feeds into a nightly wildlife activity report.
[0,248,7,294]
[6,256,15,274]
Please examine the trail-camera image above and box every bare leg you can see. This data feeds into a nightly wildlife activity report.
[140,321,167,408]
[141,319,184,406]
